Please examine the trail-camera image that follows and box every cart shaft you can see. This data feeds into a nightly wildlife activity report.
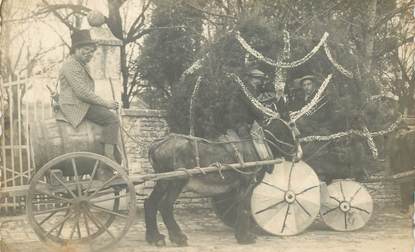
[129,158,285,185]
[0,159,285,198]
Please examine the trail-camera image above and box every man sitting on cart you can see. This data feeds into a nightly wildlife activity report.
[58,30,120,163]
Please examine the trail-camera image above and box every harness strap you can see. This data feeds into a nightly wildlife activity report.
[229,141,244,167]
[173,135,177,169]
[193,139,201,168]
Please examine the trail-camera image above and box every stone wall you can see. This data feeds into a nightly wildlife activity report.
[121,108,210,208]
[364,181,401,207]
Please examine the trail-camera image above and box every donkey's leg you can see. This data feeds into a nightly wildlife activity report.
[234,179,256,244]
[159,180,188,246]
[144,181,168,246]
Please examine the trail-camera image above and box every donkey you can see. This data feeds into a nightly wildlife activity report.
[144,118,302,246]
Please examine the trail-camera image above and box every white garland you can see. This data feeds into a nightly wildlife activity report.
[369,116,403,137]
[300,116,402,142]
[179,56,205,83]
[370,93,399,102]
[227,73,280,118]
[304,97,328,117]
[274,30,291,91]
[290,74,333,122]
[279,32,329,68]
[274,67,286,90]
[323,42,353,78]
[282,30,291,58]
[362,126,378,159]
[236,31,329,68]
[238,31,354,79]
[189,76,202,136]
[235,32,277,66]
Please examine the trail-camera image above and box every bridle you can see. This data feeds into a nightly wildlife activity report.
[259,118,302,160]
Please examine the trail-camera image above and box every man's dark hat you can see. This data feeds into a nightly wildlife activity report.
[292,75,317,88]
[248,69,266,78]
[71,30,96,50]
[297,75,317,84]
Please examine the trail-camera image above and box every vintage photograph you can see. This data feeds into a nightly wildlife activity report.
[0,0,414,251]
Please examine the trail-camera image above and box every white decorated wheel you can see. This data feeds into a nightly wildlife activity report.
[251,161,321,236]
[320,180,373,231]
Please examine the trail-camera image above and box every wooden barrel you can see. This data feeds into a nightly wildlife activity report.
[30,119,119,176]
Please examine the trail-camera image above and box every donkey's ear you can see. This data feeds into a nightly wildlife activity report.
[250,121,263,135]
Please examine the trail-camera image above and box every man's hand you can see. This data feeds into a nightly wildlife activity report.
[107,101,119,110]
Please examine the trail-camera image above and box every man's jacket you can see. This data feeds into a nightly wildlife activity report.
[59,56,108,128]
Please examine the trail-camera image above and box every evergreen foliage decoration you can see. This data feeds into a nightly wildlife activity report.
[139,1,404,181]
[136,0,204,108]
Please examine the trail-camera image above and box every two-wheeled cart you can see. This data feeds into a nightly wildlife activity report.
[1,119,414,251]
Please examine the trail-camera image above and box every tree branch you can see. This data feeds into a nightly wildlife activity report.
[126,25,185,43]
[11,40,26,73]
[32,14,71,49]
[40,0,78,31]
[184,1,237,20]
[35,3,90,15]
[126,0,152,41]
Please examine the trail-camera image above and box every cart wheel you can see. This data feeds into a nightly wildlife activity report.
[27,152,136,251]
[251,161,321,236]
[320,180,373,231]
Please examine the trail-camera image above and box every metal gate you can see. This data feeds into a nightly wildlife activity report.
[0,76,52,214]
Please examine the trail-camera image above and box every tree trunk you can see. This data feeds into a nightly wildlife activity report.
[120,44,130,108]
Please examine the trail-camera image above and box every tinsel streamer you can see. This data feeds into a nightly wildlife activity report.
[236,31,329,68]
[299,116,403,142]
[179,56,205,83]
[290,74,333,122]
[278,32,329,68]
[189,76,202,136]
[274,30,291,92]
[370,115,403,137]
[227,73,280,118]
[369,93,399,102]
[304,97,327,117]
[362,126,378,159]
[323,42,353,78]
[235,32,277,66]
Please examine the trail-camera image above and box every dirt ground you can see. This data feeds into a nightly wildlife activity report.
[0,207,413,252]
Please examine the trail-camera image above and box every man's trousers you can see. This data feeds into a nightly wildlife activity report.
[85,104,119,145]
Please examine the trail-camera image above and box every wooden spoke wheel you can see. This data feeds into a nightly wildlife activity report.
[251,161,321,236]
[320,180,373,231]
[27,152,136,251]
